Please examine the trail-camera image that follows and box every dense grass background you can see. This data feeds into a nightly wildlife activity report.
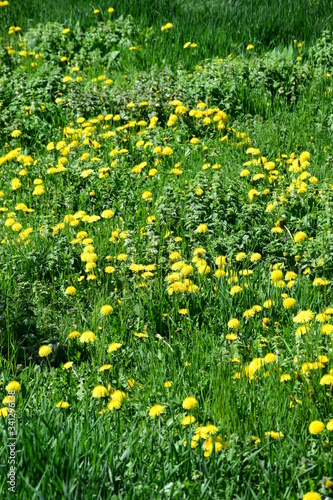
[2,0,333,66]
[0,1,333,498]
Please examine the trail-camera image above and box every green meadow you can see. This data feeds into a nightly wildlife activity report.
[0,1,333,498]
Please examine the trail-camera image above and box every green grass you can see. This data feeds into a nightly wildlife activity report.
[0,1,333,498]
[2,0,333,67]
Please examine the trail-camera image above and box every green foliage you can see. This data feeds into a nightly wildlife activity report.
[26,16,150,68]
[0,1,333,499]
[309,30,333,70]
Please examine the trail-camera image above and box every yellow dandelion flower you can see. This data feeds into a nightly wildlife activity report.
[149,404,165,417]
[63,361,73,370]
[39,345,52,357]
[243,309,255,319]
[302,493,321,500]
[117,253,127,261]
[230,285,242,295]
[142,191,152,201]
[80,331,97,343]
[196,223,208,233]
[265,431,284,440]
[320,374,333,385]
[0,407,8,417]
[182,396,198,410]
[105,266,115,274]
[294,231,307,243]
[309,420,325,435]
[100,305,113,316]
[184,439,198,449]
[236,252,246,261]
[264,353,276,363]
[32,185,45,196]
[108,342,122,353]
[321,324,333,335]
[293,310,314,324]
[107,400,120,410]
[261,318,270,328]
[248,189,260,201]
[300,151,310,162]
[182,415,196,425]
[5,381,21,392]
[101,209,114,219]
[313,277,330,286]
[68,331,80,340]
[285,271,297,281]
[178,309,188,315]
[99,364,112,372]
[108,391,126,410]
[161,22,173,31]
[283,298,296,309]
[271,270,283,281]
[56,401,70,409]
[228,318,240,329]
[134,332,149,339]
[92,385,108,398]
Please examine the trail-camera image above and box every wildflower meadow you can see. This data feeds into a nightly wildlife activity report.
[1,1,333,498]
